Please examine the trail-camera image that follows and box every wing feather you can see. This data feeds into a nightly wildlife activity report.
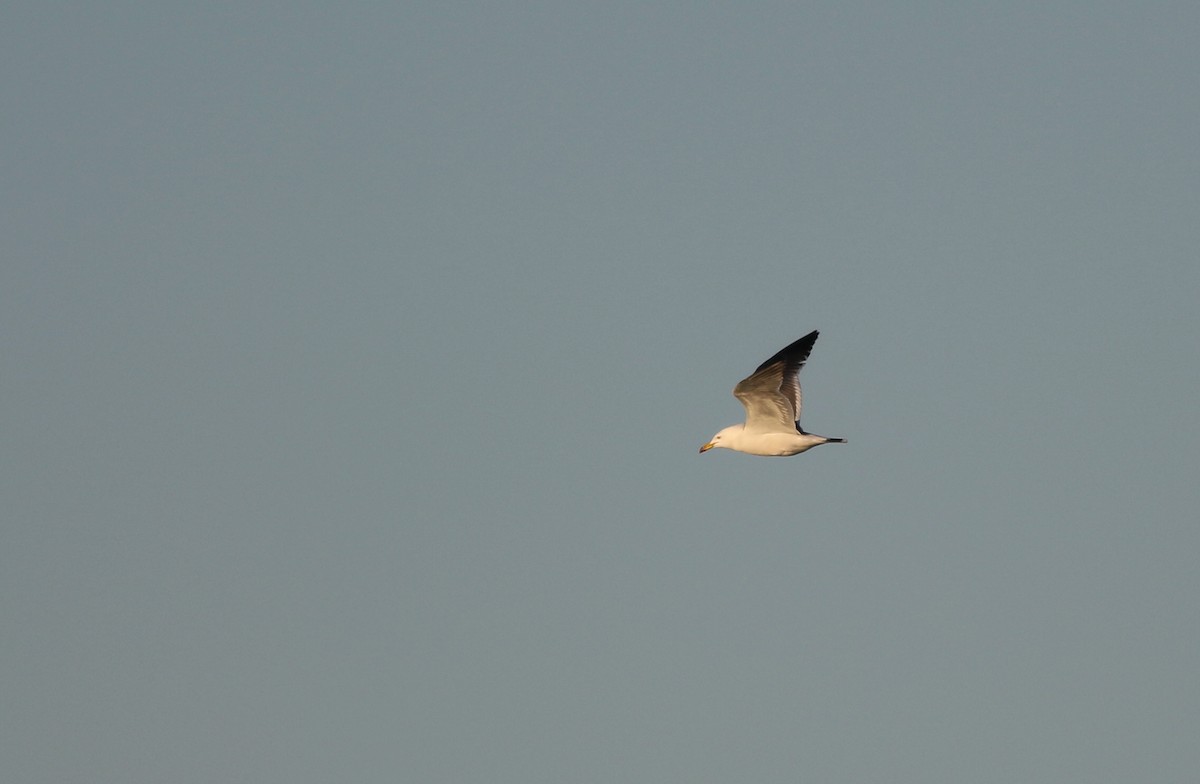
[732,331,819,432]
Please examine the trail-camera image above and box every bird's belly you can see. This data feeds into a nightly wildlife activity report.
[738,432,821,456]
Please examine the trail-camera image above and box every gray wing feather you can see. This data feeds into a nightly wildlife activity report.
[732,331,819,432]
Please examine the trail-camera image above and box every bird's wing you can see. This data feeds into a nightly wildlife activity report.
[732,331,818,432]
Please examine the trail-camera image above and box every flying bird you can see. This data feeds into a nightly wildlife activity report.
[699,330,846,457]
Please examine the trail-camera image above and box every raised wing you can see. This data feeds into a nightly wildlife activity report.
[732,331,818,432]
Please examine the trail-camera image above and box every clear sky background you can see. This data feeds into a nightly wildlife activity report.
[4,3,1198,782]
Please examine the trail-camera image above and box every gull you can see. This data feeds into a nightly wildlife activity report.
[699,330,846,457]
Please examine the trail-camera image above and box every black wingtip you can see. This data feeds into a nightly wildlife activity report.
[753,330,820,373]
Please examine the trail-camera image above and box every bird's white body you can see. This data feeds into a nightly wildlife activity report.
[705,424,833,457]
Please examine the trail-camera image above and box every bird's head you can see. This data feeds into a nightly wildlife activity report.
[699,426,739,454]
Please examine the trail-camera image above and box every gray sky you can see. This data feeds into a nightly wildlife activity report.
[4,2,1198,782]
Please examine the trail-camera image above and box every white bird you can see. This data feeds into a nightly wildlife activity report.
[699,330,846,457]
